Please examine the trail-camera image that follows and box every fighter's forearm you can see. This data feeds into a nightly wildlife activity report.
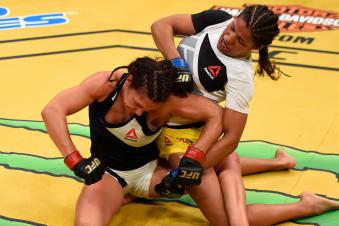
[202,133,239,169]
[151,20,181,59]
[192,118,222,153]
[202,108,247,169]
[41,105,76,157]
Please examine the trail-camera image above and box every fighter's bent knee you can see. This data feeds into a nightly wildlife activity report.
[215,152,241,173]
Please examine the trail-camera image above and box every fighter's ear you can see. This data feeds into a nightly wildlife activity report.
[126,74,133,82]
[124,74,133,87]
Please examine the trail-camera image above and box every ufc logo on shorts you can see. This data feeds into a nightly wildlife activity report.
[85,158,101,174]
[179,170,200,180]
[177,74,189,82]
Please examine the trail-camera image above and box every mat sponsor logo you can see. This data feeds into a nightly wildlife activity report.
[211,5,339,32]
[0,7,69,30]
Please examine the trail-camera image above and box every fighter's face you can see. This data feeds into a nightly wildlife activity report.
[217,17,255,58]
[124,85,162,117]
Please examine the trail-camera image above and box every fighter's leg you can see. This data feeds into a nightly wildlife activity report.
[214,152,249,226]
[75,173,124,226]
[247,192,339,226]
[240,147,296,176]
[166,153,230,226]
[155,127,229,225]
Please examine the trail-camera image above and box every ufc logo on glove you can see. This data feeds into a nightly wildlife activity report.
[85,158,101,174]
[179,170,201,179]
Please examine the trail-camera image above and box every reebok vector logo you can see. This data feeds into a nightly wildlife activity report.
[211,5,339,32]
[208,66,221,78]
[125,128,138,141]
[204,65,221,80]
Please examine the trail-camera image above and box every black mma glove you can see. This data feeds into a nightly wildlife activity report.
[176,146,204,186]
[64,151,105,185]
[155,169,185,198]
[171,57,193,92]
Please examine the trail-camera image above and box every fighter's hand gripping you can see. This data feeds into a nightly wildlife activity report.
[64,151,105,185]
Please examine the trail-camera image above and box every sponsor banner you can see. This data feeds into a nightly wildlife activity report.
[211,5,339,32]
[0,6,69,30]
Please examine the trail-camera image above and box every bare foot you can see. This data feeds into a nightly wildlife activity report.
[274,147,296,170]
[300,192,339,216]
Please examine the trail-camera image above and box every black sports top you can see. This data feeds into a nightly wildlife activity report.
[89,73,162,170]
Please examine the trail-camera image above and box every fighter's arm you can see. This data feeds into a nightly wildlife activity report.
[42,72,119,185]
[202,107,247,169]
[168,93,223,153]
[199,67,253,169]
[151,14,196,59]
[153,94,223,188]
[151,10,232,60]
[41,71,116,157]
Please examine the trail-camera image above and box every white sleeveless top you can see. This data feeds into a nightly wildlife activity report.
[177,18,254,114]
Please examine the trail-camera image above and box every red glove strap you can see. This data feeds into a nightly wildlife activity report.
[64,151,84,169]
[184,146,205,163]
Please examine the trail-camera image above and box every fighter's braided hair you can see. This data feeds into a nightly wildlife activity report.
[127,57,192,102]
[239,5,286,80]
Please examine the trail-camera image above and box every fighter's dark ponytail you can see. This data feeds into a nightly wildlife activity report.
[239,5,285,80]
